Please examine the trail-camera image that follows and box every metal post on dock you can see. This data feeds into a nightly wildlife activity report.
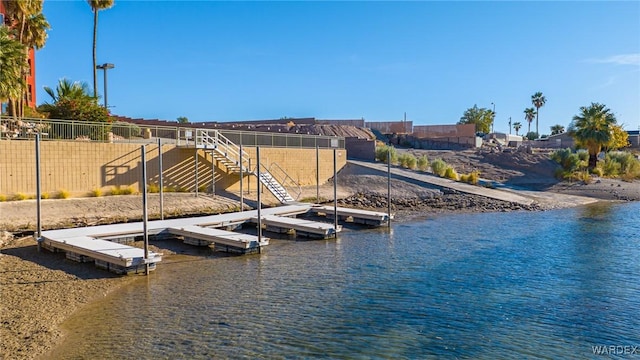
[316,145,320,203]
[387,147,391,228]
[158,138,164,220]
[333,148,338,238]
[194,150,199,197]
[248,158,251,195]
[35,134,42,251]
[239,144,244,212]
[210,150,215,196]
[141,145,150,275]
[256,147,262,253]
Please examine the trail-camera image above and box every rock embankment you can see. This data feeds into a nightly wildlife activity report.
[336,192,542,215]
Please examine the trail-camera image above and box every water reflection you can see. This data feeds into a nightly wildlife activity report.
[48,203,640,359]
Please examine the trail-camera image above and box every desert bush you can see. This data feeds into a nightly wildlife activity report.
[461,171,480,185]
[444,166,459,180]
[590,167,603,177]
[41,192,50,199]
[90,188,103,197]
[375,145,398,164]
[551,148,583,172]
[606,151,640,176]
[147,183,160,193]
[430,158,448,177]
[417,155,429,171]
[110,186,133,195]
[398,153,417,169]
[56,189,70,199]
[0,194,6,202]
[12,193,27,201]
[198,184,210,193]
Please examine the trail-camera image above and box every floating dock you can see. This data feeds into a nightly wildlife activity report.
[310,205,393,226]
[39,204,389,274]
[253,214,341,239]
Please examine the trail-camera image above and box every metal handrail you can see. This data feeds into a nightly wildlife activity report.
[1,116,345,149]
[268,162,302,200]
[195,129,251,171]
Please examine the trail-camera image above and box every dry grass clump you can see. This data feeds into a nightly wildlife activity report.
[12,192,28,201]
[444,167,459,181]
[90,188,103,197]
[56,189,71,199]
[459,171,480,185]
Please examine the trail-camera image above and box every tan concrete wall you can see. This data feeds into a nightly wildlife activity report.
[0,141,346,198]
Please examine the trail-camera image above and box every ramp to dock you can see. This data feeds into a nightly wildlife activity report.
[253,215,341,239]
[311,205,393,226]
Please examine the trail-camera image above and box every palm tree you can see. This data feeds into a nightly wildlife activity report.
[569,103,617,169]
[524,107,536,134]
[0,27,26,118]
[3,0,50,118]
[42,78,92,104]
[550,124,565,135]
[512,122,522,135]
[88,0,115,98]
[531,91,546,135]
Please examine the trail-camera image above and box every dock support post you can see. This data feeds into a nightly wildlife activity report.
[141,145,150,275]
[158,138,164,220]
[35,134,42,251]
[256,147,262,253]
[333,148,338,238]
[387,147,391,228]
[316,145,320,203]
[248,159,251,195]
[239,144,244,212]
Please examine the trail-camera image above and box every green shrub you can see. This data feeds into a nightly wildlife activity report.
[56,189,70,199]
[12,193,27,201]
[606,151,640,176]
[90,188,103,197]
[398,153,417,169]
[417,155,428,171]
[430,158,447,177]
[577,149,589,162]
[444,166,459,180]
[590,167,604,177]
[375,145,398,164]
[198,184,210,193]
[551,148,583,172]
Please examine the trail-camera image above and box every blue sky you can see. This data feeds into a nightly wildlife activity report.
[37,1,639,134]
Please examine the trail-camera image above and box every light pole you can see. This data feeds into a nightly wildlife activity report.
[490,102,495,134]
[508,116,512,135]
[96,63,115,109]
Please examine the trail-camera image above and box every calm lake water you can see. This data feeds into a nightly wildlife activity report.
[49,202,640,359]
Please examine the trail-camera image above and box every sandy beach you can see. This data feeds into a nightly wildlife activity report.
[1,152,639,359]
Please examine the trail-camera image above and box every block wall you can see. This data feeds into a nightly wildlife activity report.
[0,141,346,198]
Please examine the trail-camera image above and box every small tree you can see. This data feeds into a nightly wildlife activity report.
[512,122,522,135]
[525,132,538,141]
[177,116,189,124]
[550,124,565,135]
[458,105,493,134]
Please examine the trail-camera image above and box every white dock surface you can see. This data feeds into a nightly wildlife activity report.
[311,205,393,222]
[254,215,341,238]
[168,225,269,249]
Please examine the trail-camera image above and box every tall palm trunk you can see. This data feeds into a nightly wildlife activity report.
[92,9,98,98]
[535,109,539,135]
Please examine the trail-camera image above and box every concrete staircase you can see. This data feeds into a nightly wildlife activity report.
[194,129,297,204]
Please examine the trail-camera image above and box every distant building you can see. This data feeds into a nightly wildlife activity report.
[0,2,37,110]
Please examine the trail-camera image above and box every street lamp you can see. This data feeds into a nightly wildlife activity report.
[490,102,495,133]
[96,63,115,109]
[508,116,512,135]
